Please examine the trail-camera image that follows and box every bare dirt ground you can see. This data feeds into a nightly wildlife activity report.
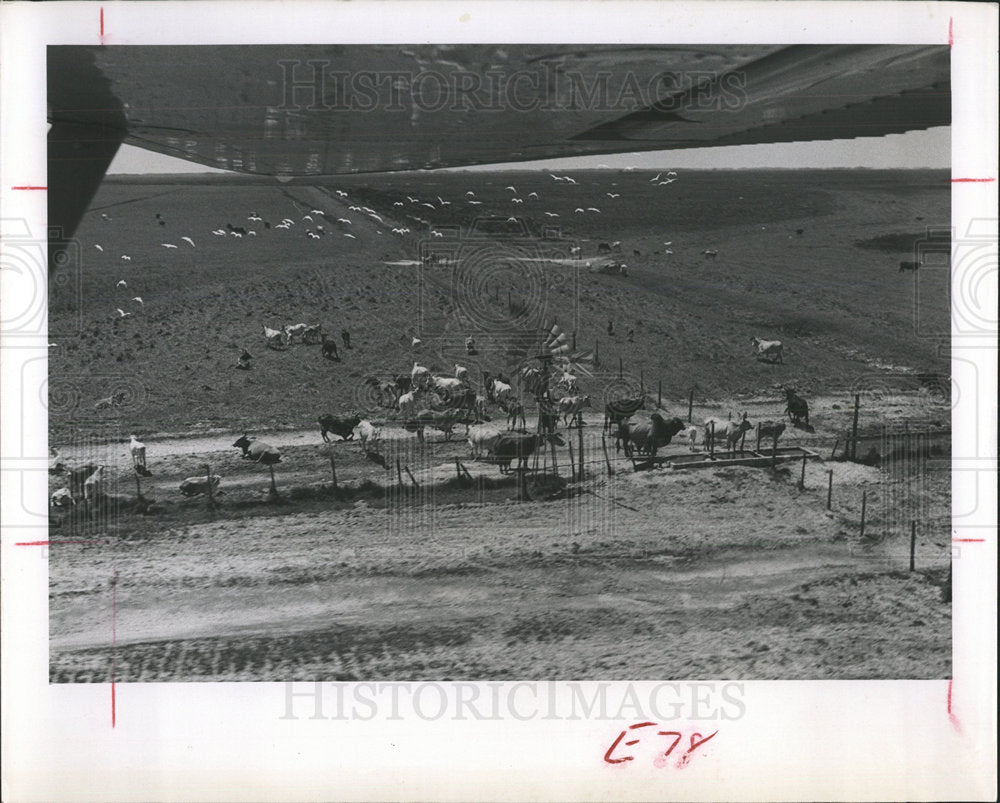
[47,169,952,681]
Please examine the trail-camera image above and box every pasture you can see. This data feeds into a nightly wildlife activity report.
[48,169,952,681]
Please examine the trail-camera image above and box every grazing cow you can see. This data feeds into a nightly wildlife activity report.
[179,475,222,497]
[232,435,282,464]
[50,487,75,508]
[684,425,699,451]
[317,414,362,443]
[83,466,105,502]
[404,409,459,442]
[757,420,787,448]
[94,392,127,411]
[490,432,565,473]
[129,434,146,471]
[352,420,381,453]
[558,394,591,426]
[604,396,645,432]
[899,260,921,272]
[262,324,289,350]
[783,388,810,427]
[301,324,323,345]
[467,425,502,459]
[396,390,420,418]
[321,334,340,361]
[432,375,465,400]
[283,323,310,343]
[490,379,514,407]
[504,400,526,431]
[618,414,687,459]
[341,329,352,349]
[751,337,784,364]
[633,249,641,257]
[703,414,754,452]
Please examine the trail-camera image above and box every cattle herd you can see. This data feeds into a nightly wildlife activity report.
[51,335,811,506]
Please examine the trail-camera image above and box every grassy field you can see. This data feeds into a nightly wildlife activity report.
[50,168,949,438]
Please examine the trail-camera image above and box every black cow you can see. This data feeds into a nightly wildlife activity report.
[403,410,459,442]
[899,260,921,272]
[604,396,646,432]
[232,434,282,464]
[490,432,565,474]
[341,329,352,349]
[597,242,612,253]
[321,334,340,361]
[784,388,810,427]
[618,414,687,459]
[317,414,361,443]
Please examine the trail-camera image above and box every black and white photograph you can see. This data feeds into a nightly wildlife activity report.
[45,41,955,682]
[1,2,996,800]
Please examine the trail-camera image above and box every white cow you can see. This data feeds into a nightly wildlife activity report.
[352,420,382,453]
[397,390,420,418]
[50,487,75,507]
[558,394,591,426]
[751,337,784,364]
[454,364,469,382]
[83,466,105,502]
[129,434,146,470]
[411,362,431,387]
[490,379,513,407]
[703,414,754,451]
[467,425,502,459]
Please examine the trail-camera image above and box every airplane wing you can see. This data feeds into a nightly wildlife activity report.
[47,44,949,258]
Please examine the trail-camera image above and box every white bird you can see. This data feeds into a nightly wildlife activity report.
[310,209,324,215]
[248,215,262,222]
[407,196,419,203]
[160,243,177,249]
[335,190,348,197]
[48,343,58,348]
[544,212,559,217]
[528,192,539,198]
[349,205,362,212]
[667,171,678,177]
[467,200,483,205]
[466,191,476,197]
[131,296,143,305]
[658,179,676,185]
[212,229,226,236]
[337,218,352,224]
[574,208,585,213]
[303,215,313,222]
[650,173,662,182]
[505,186,517,193]
[343,233,356,239]
[231,232,243,238]
[392,228,404,234]
[181,236,195,247]
[307,232,320,239]
[100,213,111,221]
[115,308,131,318]
[562,176,576,184]
[421,202,435,210]
[587,207,601,213]
[393,201,404,207]
[116,280,127,288]
[511,198,523,204]
[663,241,673,246]
[121,255,131,261]
[551,174,565,182]
[94,244,104,252]
[437,196,450,206]
[432,230,444,238]
[368,213,384,223]
[506,217,518,223]
[664,250,673,255]
[362,206,375,214]
[247,231,256,236]
[606,193,620,198]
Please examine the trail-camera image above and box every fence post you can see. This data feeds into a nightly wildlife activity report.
[601,433,613,475]
[687,389,694,423]
[455,457,462,481]
[396,457,403,487]
[755,423,762,452]
[771,430,779,469]
[709,421,715,459]
[798,452,807,489]
[578,423,585,481]
[860,490,867,538]
[640,370,644,395]
[202,464,214,508]
[850,394,861,459]
[572,331,577,350]
[827,469,833,510]
[567,441,576,482]
[830,436,840,460]
[657,380,662,409]
[404,465,419,488]
[329,454,338,487]
[909,521,917,572]
[618,356,623,379]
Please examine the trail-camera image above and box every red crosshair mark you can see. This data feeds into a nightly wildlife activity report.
[10,186,47,191]
[100,7,105,45]
[952,178,996,183]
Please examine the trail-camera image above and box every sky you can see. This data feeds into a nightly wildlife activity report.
[107,126,950,174]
